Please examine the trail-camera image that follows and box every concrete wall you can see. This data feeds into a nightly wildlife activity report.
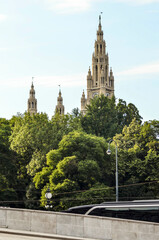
[0,207,159,240]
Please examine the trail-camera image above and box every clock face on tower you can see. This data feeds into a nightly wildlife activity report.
[92,92,98,97]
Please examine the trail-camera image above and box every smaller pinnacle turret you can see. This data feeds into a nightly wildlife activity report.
[87,67,91,78]
[110,67,113,76]
[82,90,85,99]
[55,88,65,115]
[81,90,87,115]
[28,81,37,115]
[109,67,114,88]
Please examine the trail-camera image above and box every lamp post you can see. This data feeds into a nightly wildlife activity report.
[107,139,118,202]
[45,187,52,209]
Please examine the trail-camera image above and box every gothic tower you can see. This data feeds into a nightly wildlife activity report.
[81,90,87,115]
[81,15,114,114]
[55,89,65,115]
[28,82,37,115]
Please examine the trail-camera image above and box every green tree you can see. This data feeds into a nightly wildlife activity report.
[34,131,114,210]
[81,95,142,139]
[0,118,20,205]
[81,95,118,138]
[9,112,82,208]
[116,99,142,129]
[113,119,159,200]
[71,107,81,118]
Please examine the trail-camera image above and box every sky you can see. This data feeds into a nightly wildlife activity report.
[0,0,159,121]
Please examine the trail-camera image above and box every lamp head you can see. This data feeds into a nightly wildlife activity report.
[45,187,52,200]
[107,149,111,155]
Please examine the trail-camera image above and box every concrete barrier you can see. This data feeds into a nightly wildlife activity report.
[0,207,159,240]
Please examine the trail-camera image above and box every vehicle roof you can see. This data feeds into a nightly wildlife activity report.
[67,200,159,211]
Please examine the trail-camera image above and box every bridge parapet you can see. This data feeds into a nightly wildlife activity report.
[0,207,159,240]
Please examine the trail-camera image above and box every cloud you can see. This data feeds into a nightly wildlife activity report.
[117,62,159,76]
[0,14,7,21]
[114,0,159,5]
[43,0,92,14]
[42,0,159,14]
[0,74,86,88]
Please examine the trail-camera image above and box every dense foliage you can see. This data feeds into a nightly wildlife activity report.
[0,95,159,210]
[34,131,113,210]
[0,118,22,206]
[114,119,159,200]
[81,96,142,138]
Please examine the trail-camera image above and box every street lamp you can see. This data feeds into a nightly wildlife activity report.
[45,187,52,209]
[107,139,118,202]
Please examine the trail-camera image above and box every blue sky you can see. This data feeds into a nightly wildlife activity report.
[0,0,159,121]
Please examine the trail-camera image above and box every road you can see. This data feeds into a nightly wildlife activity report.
[0,233,63,240]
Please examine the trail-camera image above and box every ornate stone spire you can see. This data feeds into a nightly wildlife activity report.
[81,90,86,99]
[55,88,65,115]
[81,15,115,114]
[81,90,87,115]
[27,80,37,115]
[109,67,114,88]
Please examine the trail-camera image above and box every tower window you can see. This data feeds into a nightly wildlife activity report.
[105,66,108,77]
[100,44,102,54]
[32,102,34,108]
[96,65,98,81]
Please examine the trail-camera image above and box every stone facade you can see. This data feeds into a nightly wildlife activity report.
[81,15,114,114]
[27,82,37,115]
[55,89,65,115]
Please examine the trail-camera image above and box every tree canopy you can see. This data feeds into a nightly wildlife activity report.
[81,95,142,139]
[0,118,20,204]
[1,96,159,210]
[113,119,159,199]
[34,131,113,210]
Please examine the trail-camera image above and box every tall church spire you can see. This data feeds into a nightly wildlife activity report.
[81,15,114,114]
[55,87,65,115]
[27,79,37,115]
